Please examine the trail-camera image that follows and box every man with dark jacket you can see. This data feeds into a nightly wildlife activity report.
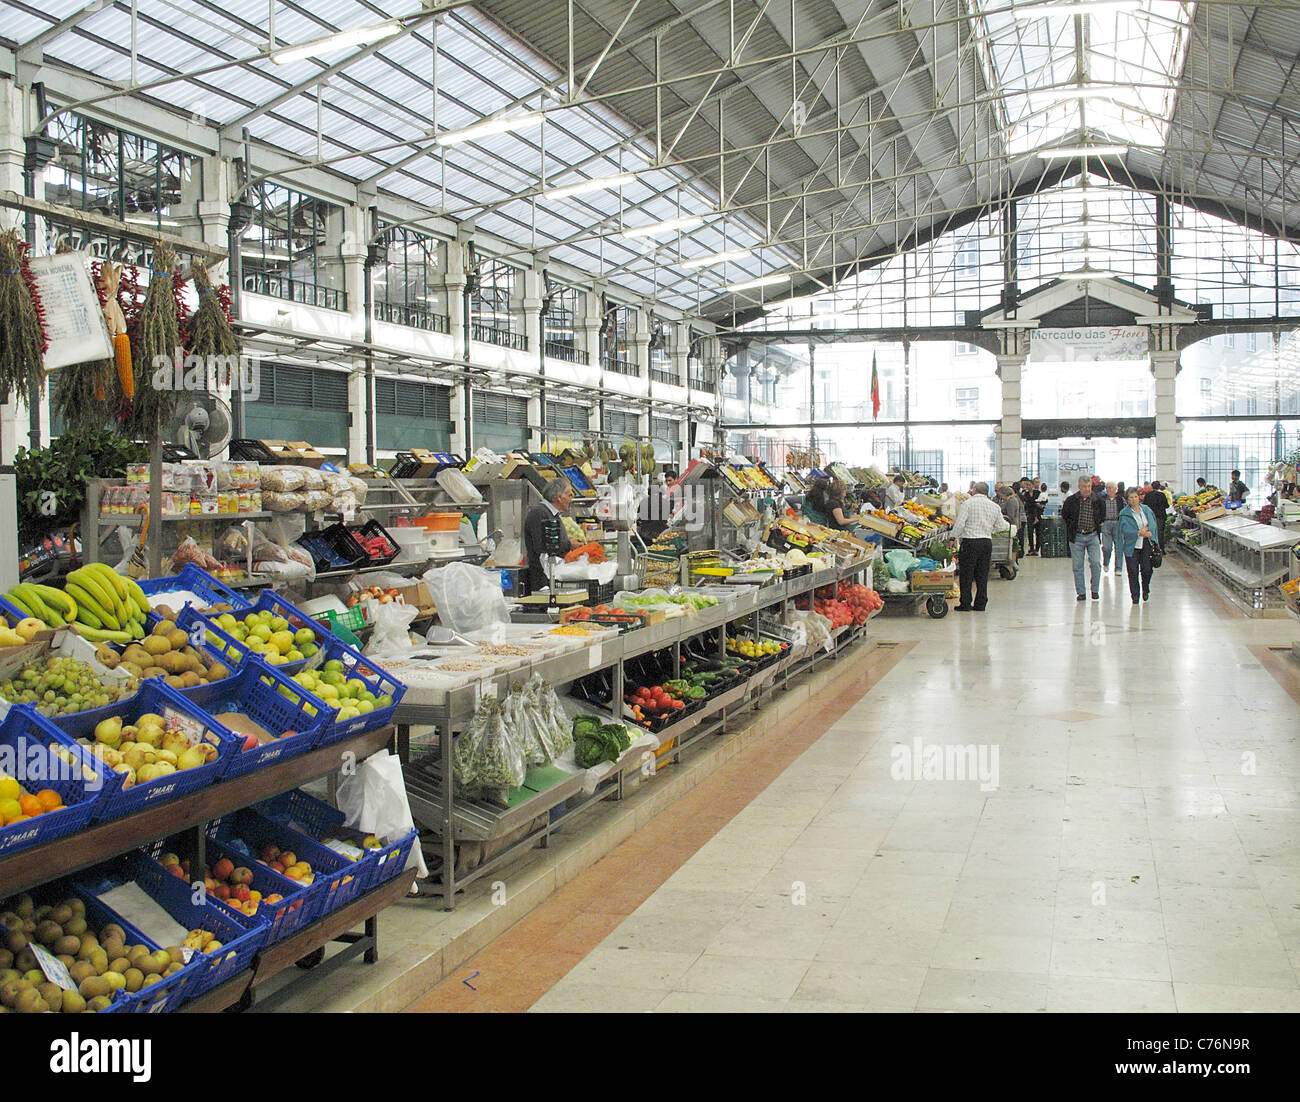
[1143,481,1170,550]
[1018,477,1040,554]
[524,478,582,593]
[1062,476,1108,600]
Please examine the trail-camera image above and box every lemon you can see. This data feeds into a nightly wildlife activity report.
[0,776,20,802]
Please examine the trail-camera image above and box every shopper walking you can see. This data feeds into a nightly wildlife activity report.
[1228,469,1248,504]
[1100,480,1122,574]
[1118,487,1161,604]
[1144,480,1170,550]
[950,481,1005,612]
[1062,475,1107,600]
[1018,478,1040,554]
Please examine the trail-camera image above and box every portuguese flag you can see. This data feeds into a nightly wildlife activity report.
[871,351,880,421]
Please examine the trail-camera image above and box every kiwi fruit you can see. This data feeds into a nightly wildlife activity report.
[141,636,171,657]
[155,618,177,635]
[14,988,47,1014]
[68,899,85,918]
[37,981,63,1007]
[13,895,33,917]
[56,955,75,970]
[87,995,112,1013]
[53,935,80,957]
[94,646,120,669]
[141,668,166,680]
[179,671,202,689]
[49,904,73,926]
[0,950,11,970]
[141,973,162,988]
[108,956,130,975]
[5,931,27,954]
[78,975,110,999]
[63,915,87,937]
[14,950,36,974]
[123,967,144,993]
[68,961,94,984]
[207,663,230,682]
[74,938,98,962]
[61,990,86,1014]
[100,936,125,960]
[35,920,63,946]
[127,944,150,967]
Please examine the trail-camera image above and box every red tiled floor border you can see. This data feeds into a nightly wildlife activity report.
[407,639,914,1013]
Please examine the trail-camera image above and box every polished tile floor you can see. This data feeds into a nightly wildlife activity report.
[526,554,1300,1013]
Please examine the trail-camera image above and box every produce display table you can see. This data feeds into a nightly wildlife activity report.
[398,557,878,909]
[1177,512,1300,612]
[0,726,407,1014]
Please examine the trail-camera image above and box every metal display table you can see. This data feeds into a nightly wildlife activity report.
[395,557,876,909]
[1179,512,1300,612]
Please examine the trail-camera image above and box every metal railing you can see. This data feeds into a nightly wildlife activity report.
[606,356,639,377]
[651,367,680,386]
[374,300,450,333]
[471,322,529,351]
[244,271,346,312]
[544,340,588,364]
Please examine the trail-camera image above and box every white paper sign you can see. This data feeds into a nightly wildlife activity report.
[28,251,113,370]
[32,944,77,991]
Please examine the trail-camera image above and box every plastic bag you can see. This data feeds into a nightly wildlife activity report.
[885,577,909,593]
[364,599,420,658]
[264,490,306,513]
[336,750,426,878]
[453,699,525,805]
[537,678,574,760]
[884,550,920,580]
[424,562,509,633]
[507,683,547,767]
[171,536,222,571]
[261,465,307,493]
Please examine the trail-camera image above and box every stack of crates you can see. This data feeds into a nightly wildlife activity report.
[1041,516,1069,558]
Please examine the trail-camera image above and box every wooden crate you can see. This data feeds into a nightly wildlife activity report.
[858,513,901,538]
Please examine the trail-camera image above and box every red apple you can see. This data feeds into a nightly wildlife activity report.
[242,734,260,752]
[212,857,234,882]
[214,884,231,901]
[231,866,254,886]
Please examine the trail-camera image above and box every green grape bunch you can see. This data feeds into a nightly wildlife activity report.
[0,656,138,718]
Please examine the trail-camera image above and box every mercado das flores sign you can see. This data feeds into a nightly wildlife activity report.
[1030,326,1148,362]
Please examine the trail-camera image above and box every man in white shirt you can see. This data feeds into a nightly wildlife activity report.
[950,481,1007,612]
[884,476,906,510]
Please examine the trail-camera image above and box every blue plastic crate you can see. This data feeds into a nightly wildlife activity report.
[206,806,365,921]
[58,681,243,822]
[176,604,308,678]
[137,565,253,611]
[0,595,30,624]
[256,788,416,895]
[146,833,316,944]
[0,706,113,857]
[77,851,267,1002]
[0,878,193,1013]
[179,660,330,780]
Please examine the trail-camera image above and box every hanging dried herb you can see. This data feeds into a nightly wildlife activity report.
[124,240,182,441]
[187,258,239,363]
[0,229,49,407]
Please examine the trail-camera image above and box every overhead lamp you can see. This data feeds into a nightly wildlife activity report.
[1037,143,1129,159]
[680,248,752,269]
[542,172,637,201]
[434,111,544,147]
[727,273,792,292]
[271,20,403,65]
[621,215,707,239]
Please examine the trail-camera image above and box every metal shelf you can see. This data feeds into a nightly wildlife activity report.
[99,511,273,527]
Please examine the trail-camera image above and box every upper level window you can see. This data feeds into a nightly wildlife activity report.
[374,224,447,333]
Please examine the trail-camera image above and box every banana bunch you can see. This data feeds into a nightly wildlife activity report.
[64,564,151,646]
[900,524,927,540]
[5,582,77,629]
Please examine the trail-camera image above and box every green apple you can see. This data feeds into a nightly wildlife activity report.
[293,628,315,646]
[299,642,318,659]
[375,694,394,709]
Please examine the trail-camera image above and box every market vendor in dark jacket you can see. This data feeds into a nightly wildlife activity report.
[524,478,582,592]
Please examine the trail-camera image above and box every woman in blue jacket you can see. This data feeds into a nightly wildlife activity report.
[1116,487,1161,604]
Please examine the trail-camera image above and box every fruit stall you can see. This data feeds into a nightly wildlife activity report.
[0,562,416,1015]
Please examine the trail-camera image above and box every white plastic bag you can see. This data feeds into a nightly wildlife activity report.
[423,562,509,633]
[335,750,426,878]
[365,600,420,657]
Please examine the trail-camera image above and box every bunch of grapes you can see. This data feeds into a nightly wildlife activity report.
[0,657,137,718]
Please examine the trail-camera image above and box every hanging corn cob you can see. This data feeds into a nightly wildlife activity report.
[0,228,49,408]
[102,261,134,404]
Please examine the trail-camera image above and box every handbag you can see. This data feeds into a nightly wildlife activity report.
[1150,541,1163,569]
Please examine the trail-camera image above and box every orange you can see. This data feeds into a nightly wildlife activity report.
[18,794,44,817]
[35,789,62,812]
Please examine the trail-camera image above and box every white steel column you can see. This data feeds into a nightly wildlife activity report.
[1151,346,1182,489]
[996,351,1027,484]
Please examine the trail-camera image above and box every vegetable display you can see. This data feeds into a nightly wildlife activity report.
[453,699,525,805]
[564,542,607,564]
[572,716,631,768]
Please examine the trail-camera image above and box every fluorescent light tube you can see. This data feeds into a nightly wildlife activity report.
[542,172,637,201]
[1014,1,1140,17]
[1038,143,1129,159]
[727,273,792,292]
[271,20,403,65]
[680,248,752,269]
[435,111,544,147]
[621,215,706,239]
